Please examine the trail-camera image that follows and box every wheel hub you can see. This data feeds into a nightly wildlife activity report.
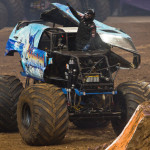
[22,103,31,129]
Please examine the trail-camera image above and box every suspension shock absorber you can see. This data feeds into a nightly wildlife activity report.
[68,57,77,89]
[66,57,77,106]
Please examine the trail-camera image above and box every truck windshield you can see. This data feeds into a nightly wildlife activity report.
[52,33,67,51]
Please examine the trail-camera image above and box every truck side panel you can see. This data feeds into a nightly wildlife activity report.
[5,23,49,80]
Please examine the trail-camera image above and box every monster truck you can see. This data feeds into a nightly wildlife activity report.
[1,3,150,145]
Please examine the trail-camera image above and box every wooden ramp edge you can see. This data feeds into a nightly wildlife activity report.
[106,101,150,150]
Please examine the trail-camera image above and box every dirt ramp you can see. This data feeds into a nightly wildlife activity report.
[106,101,150,150]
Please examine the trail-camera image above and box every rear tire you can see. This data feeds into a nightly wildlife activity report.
[111,81,150,135]
[17,83,69,145]
[0,75,23,132]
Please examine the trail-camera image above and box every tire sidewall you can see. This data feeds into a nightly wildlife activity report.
[17,88,36,142]
[17,84,69,145]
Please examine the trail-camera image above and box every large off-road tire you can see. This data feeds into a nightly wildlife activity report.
[111,81,150,135]
[0,2,8,29]
[0,75,23,132]
[1,0,24,27]
[17,83,69,146]
[72,119,109,129]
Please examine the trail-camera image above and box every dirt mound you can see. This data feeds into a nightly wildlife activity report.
[106,101,150,150]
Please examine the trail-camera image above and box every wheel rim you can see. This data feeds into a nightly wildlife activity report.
[22,103,31,128]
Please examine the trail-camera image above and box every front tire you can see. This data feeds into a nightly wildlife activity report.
[111,81,150,135]
[17,83,69,146]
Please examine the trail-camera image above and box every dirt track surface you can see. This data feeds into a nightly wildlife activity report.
[1,16,150,149]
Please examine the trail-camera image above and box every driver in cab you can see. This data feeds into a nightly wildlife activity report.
[67,3,97,51]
